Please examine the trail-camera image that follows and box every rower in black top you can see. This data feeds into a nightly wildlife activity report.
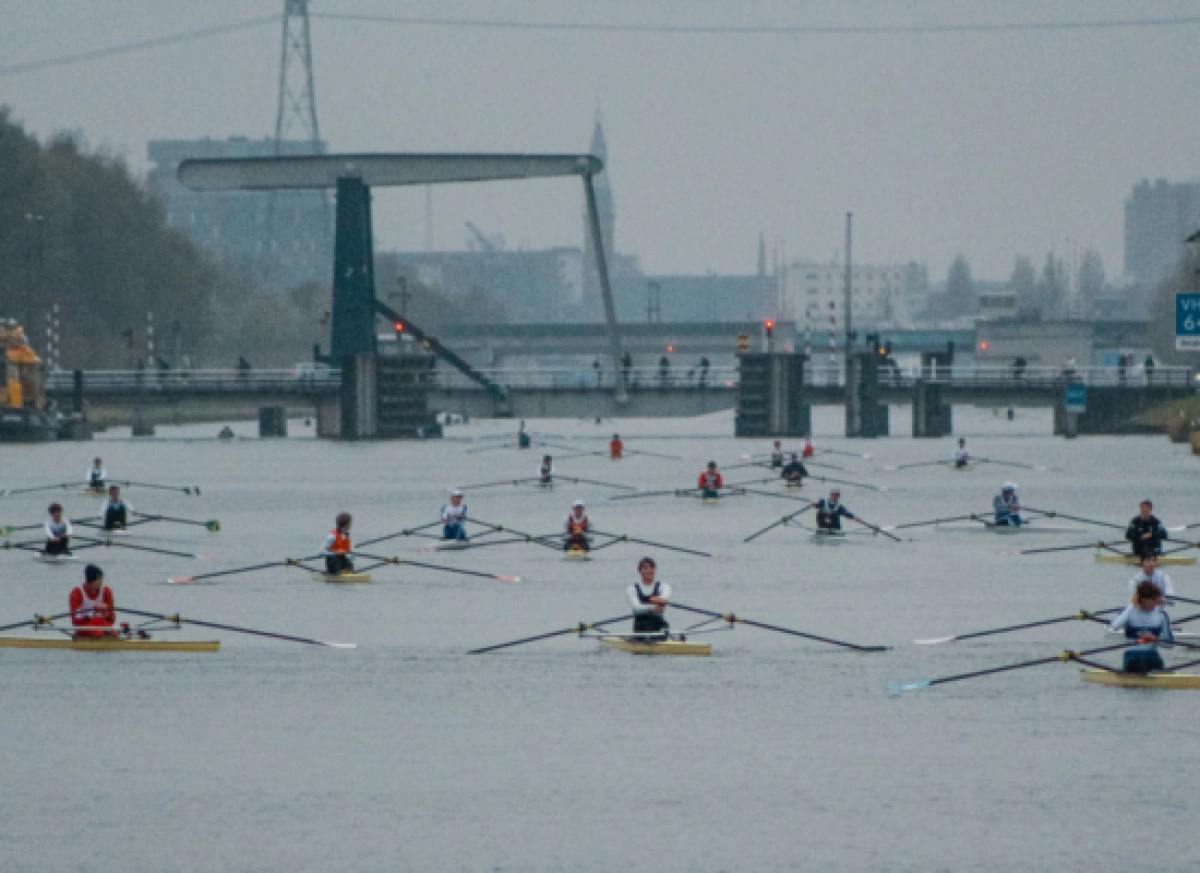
[812,488,860,532]
[1126,499,1168,559]
[780,453,809,484]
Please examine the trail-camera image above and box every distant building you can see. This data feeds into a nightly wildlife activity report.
[782,260,928,333]
[1124,178,1200,288]
[146,136,333,288]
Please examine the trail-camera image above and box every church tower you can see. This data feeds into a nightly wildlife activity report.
[583,119,616,305]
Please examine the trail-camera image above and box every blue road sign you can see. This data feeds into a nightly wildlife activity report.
[1176,293,1200,351]
[1064,383,1086,414]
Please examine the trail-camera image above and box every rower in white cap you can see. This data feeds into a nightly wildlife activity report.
[441,490,468,541]
[565,500,591,552]
[993,482,1022,527]
[812,488,860,532]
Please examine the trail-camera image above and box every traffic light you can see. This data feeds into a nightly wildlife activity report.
[394,321,404,333]
[765,319,775,340]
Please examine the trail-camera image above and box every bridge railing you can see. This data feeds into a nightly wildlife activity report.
[46,368,342,395]
[884,365,1194,390]
[432,365,742,390]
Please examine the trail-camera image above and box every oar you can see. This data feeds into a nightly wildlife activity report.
[890,641,1139,692]
[168,557,321,585]
[1,482,77,497]
[351,552,521,583]
[670,603,889,651]
[1021,508,1124,531]
[556,477,638,492]
[740,488,810,503]
[623,449,683,461]
[818,448,874,460]
[588,530,714,559]
[0,522,46,535]
[117,607,355,648]
[914,608,1122,645]
[463,517,564,551]
[468,614,635,654]
[605,489,680,502]
[883,460,947,471]
[113,480,200,496]
[0,611,72,634]
[743,506,812,542]
[885,514,990,532]
[853,517,901,543]
[1020,540,1124,556]
[132,512,220,532]
[74,536,204,560]
[452,477,541,491]
[357,520,444,548]
[972,458,1054,472]
[891,615,1200,692]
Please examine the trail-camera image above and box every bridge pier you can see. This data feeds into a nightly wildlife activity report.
[734,353,810,437]
[846,353,888,438]
[911,350,954,438]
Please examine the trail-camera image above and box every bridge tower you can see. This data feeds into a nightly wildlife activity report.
[266,0,327,259]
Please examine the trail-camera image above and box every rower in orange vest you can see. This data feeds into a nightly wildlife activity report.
[320,512,355,575]
[698,461,723,498]
[610,433,624,459]
[802,434,815,458]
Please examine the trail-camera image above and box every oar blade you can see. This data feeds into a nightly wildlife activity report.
[913,635,957,646]
[888,680,933,693]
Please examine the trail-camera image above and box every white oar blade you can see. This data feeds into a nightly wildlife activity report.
[913,636,957,645]
[322,642,357,649]
[888,680,932,692]
[167,576,196,585]
[495,574,521,583]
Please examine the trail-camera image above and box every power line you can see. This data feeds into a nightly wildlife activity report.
[0,14,278,77]
[310,10,1200,36]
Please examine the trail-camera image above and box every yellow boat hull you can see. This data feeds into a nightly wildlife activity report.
[311,571,372,584]
[599,636,711,656]
[1094,554,1197,566]
[564,549,590,561]
[0,636,219,652]
[1080,668,1200,689]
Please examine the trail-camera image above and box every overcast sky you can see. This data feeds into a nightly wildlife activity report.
[3,0,1200,282]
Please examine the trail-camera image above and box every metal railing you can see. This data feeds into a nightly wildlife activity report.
[44,364,1195,395]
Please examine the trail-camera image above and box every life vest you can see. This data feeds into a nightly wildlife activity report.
[330,529,351,554]
[633,580,661,604]
[72,585,111,620]
[699,471,722,490]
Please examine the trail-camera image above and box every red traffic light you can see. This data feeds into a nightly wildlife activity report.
[394,321,404,332]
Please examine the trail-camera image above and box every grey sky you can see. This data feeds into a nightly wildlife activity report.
[3,0,1199,282]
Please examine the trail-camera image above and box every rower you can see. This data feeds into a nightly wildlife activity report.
[44,503,73,556]
[320,512,355,575]
[627,556,671,635]
[781,452,809,484]
[1108,581,1174,674]
[1112,553,1176,627]
[564,500,590,552]
[86,457,106,490]
[610,433,623,460]
[99,485,131,531]
[538,454,555,486]
[441,490,468,541]
[801,433,815,459]
[698,461,723,499]
[1125,499,1168,559]
[770,440,784,469]
[70,564,116,638]
[217,426,235,440]
[993,483,1021,527]
[813,488,859,532]
[518,420,531,450]
[953,438,970,469]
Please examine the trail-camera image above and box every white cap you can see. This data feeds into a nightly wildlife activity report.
[451,489,463,497]
[1002,482,1017,491]
[573,500,585,507]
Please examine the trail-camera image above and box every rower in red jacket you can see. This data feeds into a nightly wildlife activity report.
[698,461,723,499]
[610,434,624,459]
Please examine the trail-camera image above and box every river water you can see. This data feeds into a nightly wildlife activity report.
[2,407,1198,872]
